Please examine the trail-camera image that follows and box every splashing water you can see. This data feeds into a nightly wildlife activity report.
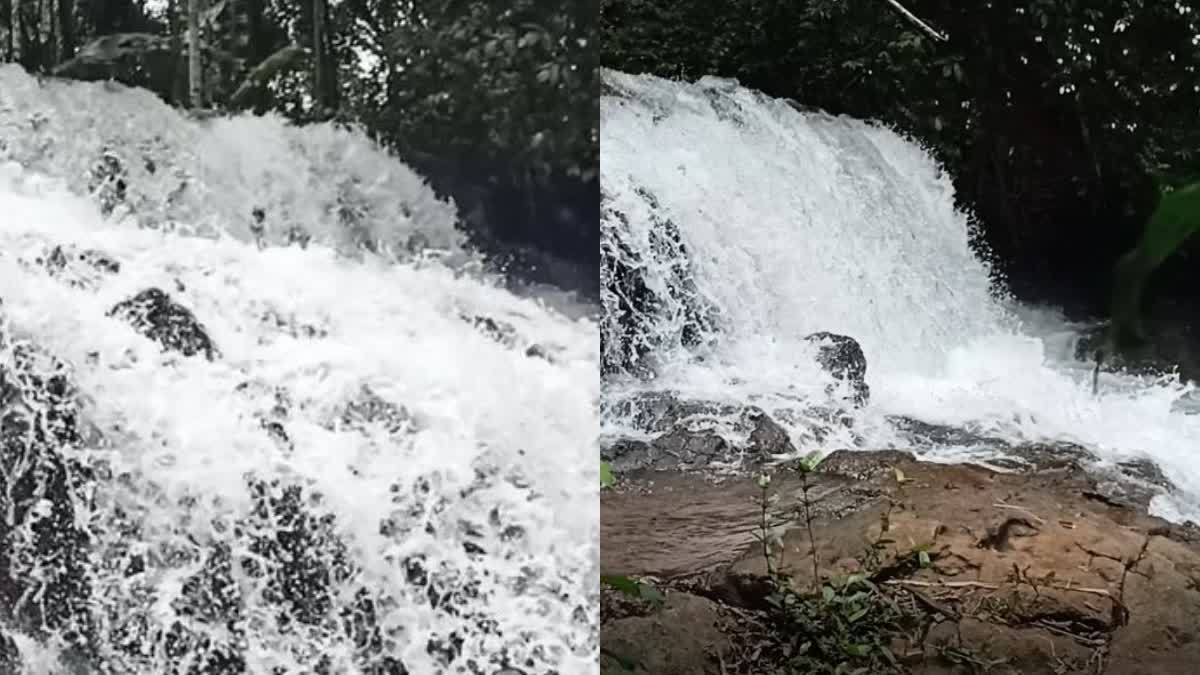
[0,65,462,258]
[0,67,598,673]
[600,68,1200,522]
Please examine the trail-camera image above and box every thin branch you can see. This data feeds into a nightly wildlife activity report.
[882,0,948,42]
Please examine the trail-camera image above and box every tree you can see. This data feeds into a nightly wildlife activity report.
[188,0,201,107]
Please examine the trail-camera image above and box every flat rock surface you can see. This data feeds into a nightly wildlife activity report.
[601,450,1200,674]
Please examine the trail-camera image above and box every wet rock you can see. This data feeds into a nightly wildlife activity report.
[745,409,795,458]
[466,314,518,346]
[108,288,218,360]
[815,449,917,481]
[335,384,416,436]
[601,592,733,675]
[995,440,1097,473]
[885,415,1010,448]
[804,332,870,406]
[1118,456,1174,488]
[601,439,656,473]
[36,244,121,289]
[600,186,715,377]
[243,480,349,626]
[610,393,736,434]
[0,336,95,655]
[523,343,553,362]
[651,427,729,467]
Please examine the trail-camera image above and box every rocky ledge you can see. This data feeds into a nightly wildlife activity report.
[601,446,1200,674]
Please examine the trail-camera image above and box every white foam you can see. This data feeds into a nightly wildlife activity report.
[0,69,598,672]
[601,69,1200,523]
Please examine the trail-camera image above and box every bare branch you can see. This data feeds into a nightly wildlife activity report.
[882,0,948,42]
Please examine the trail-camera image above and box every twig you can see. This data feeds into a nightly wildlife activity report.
[884,578,1120,600]
[881,0,949,41]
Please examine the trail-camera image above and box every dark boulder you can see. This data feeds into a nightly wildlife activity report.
[745,408,796,457]
[804,332,870,406]
[600,186,715,377]
[885,415,1009,449]
[108,288,218,360]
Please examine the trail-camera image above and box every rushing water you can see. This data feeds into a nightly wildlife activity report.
[600,68,1200,523]
[0,65,598,673]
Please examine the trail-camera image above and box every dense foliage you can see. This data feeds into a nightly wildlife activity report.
[1,0,597,292]
[602,0,1200,317]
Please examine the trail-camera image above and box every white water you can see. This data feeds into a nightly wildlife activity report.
[600,68,1200,522]
[0,66,598,673]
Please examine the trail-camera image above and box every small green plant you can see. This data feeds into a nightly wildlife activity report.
[600,460,615,488]
[909,541,933,569]
[600,574,665,608]
[795,450,823,591]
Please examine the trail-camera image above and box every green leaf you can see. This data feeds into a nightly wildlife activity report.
[843,642,871,657]
[600,461,615,488]
[918,549,931,568]
[600,574,640,597]
[638,582,666,607]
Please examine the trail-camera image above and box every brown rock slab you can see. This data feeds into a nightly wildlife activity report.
[601,591,733,675]
[603,449,1200,673]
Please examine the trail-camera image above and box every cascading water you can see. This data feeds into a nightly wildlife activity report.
[0,65,598,673]
[600,67,1200,523]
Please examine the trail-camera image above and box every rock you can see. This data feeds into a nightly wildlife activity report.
[0,336,95,655]
[335,383,416,436]
[1001,440,1097,472]
[1118,457,1174,488]
[466,314,518,346]
[886,415,1011,448]
[815,448,917,481]
[602,450,1200,673]
[600,186,715,377]
[601,592,733,675]
[1105,535,1200,673]
[602,393,740,435]
[601,438,655,473]
[602,401,822,472]
[804,332,870,405]
[108,288,218,360]
[745,408,796,458]
[650,427,729,466]
[36,244,121,288]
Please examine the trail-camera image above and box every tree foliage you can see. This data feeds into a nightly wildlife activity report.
[2,0,596,212]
